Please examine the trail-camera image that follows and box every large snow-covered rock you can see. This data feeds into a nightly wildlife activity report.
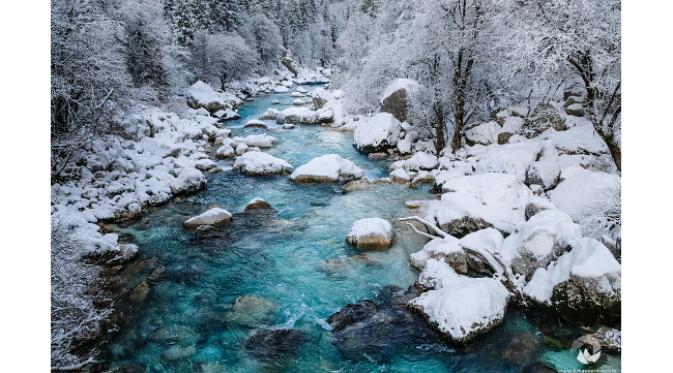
[409,259,510,343]
[290,154,364,183]
[380,78,422,122]
[425,173,533,236]
[353,113,402,153]
[523,237,621,323]
[346,218,394,249]
[465,121,502,146]
[186,81,241,113]
[548,166,620,221]
[184,207,232,229]
[500,209,582,280]
[233,151,293,176]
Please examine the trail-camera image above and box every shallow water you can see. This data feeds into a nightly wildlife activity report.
[105,88,620,372]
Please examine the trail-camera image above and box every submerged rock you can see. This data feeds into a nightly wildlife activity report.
[150,324,202,346]
[162,345,196,361]
[129,281,150,303]
[243,328,308,360]
[502,332,541,365]
[328,285,445,362]
[225,295,276,327]
[346,218,394,249]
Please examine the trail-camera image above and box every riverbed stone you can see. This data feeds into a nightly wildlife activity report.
[328,285,445,362]
[129,281,150,303]
[224,295,276,327]
[243,198,273,212]
[243,328,309,360]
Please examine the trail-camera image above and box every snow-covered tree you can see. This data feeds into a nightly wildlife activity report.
[240,12,283,65]
[191,30,258,88]
[503,0,622,170]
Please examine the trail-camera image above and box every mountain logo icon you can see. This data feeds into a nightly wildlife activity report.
[571,335,602,365]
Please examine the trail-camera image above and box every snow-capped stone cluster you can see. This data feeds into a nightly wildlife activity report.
[391,96,621,342]
[353,113,401,153]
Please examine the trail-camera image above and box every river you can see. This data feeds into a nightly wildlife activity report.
[103,87,619,372]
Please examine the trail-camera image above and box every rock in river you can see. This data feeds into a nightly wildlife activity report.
[243,328,308,360]
[184,207,232,230]
[346,217,394,249]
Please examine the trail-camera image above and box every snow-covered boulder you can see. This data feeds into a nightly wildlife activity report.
[171,168,206,195]
[290,91,305,97]
[425,173,533,236]
[353,113,401,153]
[184,207,232,229]
[215,144,235,159]
[465,121,502,146]
[186,81,241,113]
[409,259,510,343]
[548,167,620,224]
[403,152,438,172]
[290,154,364,183]
[273,85,290,93]
[410,236,468,274]
[244,197,273,212]
[346,218,394,249]
[500,209,582,280]
[380,79,422,122]
[523,237,621,324]
[233,134,278,148]
[233,151,293,176]
[259,108,280,120]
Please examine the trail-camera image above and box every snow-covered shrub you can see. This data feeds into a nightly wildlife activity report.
[51,222,111,370]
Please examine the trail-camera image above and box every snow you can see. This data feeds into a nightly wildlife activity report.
[466,142,543,183]
[403,152,438,171]
[259,108,280,120]
[409,259,510,342]
[233,151,293,176]
[523,237,621,303]
[409,236,463,270]
[426,173,533,233]
[381,78,421,102]
[499,209,583,279]
[353,113,401,152]
[273,85,290,93]
[184,207,232,229]
[346,218,394,249]
[232,134,278,148]
[290,154,365,183]
[548,166,620,221]
[465,121,502,145]
[540,125,608,155]
[278,106,334,124]
[459,228,504,256]
[216,144,235,159]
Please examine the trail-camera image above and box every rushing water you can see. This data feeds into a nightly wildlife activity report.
[104,88,620,372]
